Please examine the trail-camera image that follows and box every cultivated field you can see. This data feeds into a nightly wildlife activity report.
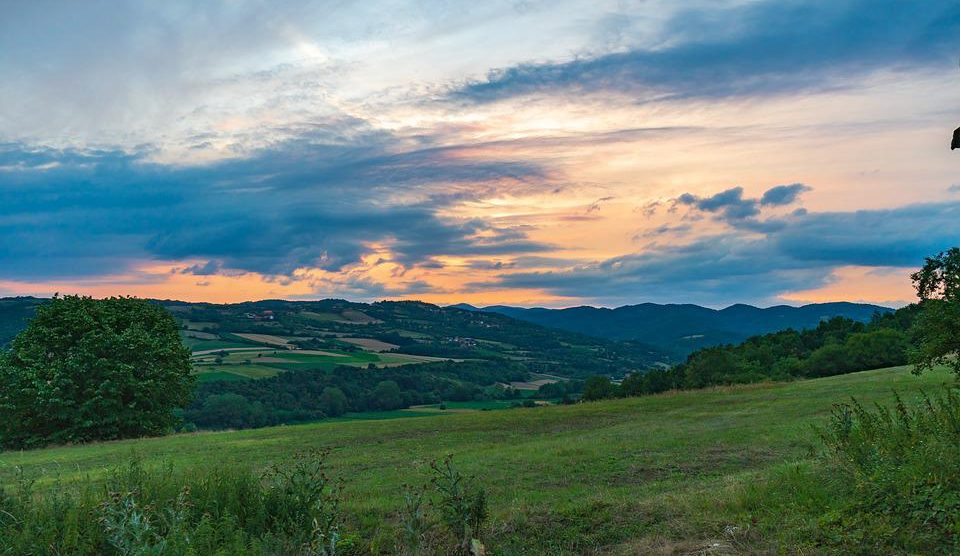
[1,365,951,553]
[339,337,400,351]
[185,326,451,381]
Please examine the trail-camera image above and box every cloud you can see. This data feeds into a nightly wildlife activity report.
[0,126,552,289]
[179,261,224,276]
[676,187,759,220]
[634,224,692,240]
[673,183,811,230]
[586,196,615,213]
[761,183,811,206]
[489,198,960,306]
[451,0,959,104]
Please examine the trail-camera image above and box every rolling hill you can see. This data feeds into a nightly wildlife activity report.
[0,297,673,379]
[455,301,892,357]
[2,365,951,554]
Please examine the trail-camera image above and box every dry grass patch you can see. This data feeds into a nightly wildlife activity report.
[233,333,295,347]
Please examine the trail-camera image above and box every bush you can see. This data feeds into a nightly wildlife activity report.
[816,388,960,554]
[582,376,616,401]
[0,451,350,555]
[428,455,488,555]
[0,452,495,555]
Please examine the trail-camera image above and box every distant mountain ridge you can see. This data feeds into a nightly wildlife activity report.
[0,296,674,373]
[449,301,893,358]
[3,296,891,363]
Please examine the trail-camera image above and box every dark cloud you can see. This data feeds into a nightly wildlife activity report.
[0,128,551,286]
[761,183,811,206]
[452,0,959,104]
[489,236,825,305]
[676,187,760,220]
[674,183,811,229]
[772,202,960,267]
[179,261,223,276]
[490,199,960,306]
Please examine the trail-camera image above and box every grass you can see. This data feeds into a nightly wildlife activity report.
[1,365,954,553]
[194,364,283,380]
[327,410,441,422]
[414,400,529,412]
[271,351,376,363]
[193,371,251,382]
[190,343,447,380]
[181,337,254,351]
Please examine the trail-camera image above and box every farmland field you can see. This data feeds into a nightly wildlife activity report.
[2,365,952,553]
[232,332,301,347]
[183,315,459,381]
[179,336,253,351]
[339,337,400,351]
[194,364,283,381]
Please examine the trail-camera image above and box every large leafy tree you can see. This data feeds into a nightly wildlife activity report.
[0,295,193,448]
[910,247,960,377]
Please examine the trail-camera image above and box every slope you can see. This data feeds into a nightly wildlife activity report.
[1,365,950,553]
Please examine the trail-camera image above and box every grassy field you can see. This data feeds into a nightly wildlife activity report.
[194,364,283,381]
[188,342,449,381]
[1,365,953,553]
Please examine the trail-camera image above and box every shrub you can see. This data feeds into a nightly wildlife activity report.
[582,376,615,401]
[0,452,347,555]
[816,388,960,554]
[429,455,488,555]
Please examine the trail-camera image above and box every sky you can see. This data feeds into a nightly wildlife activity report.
[1,0,958,308]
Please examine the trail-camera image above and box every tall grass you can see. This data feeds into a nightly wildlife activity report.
[0,451,345,555]
[0,452,488,555]
[816,387,960,555]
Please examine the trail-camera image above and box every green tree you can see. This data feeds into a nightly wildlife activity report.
[682,347,742,388]
[803,342,854,377]
[199,393,258,429]
[582,376,615,401]
[319,386,348,417]
[843,329,908,370]
[910,248,960,376]
[372,380,404,410]
[0,295,193,448]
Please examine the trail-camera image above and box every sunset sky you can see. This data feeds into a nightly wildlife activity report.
[1,0,958,307]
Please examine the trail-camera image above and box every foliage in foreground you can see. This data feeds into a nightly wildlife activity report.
[713,385,959,556]
[0,296,193,449]
[814,388,960,555]
[0,452,487,556]
[4,370,960,554]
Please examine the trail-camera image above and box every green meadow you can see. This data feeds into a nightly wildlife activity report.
[2,365,952,553]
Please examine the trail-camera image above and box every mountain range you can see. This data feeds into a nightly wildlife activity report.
[449,301,893,358]
[2,296,892,364]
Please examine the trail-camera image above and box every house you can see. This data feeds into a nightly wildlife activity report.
[245,310,276,321]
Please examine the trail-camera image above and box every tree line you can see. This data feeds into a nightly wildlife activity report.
[182,360,529,430]
[581,248,959,401]
[1,248,957,448]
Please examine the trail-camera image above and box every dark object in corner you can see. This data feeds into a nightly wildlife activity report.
[953,127,960,150]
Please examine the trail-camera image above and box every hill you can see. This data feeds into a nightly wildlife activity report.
[0,297,43,348]
[468,301,892,357]
[1,365,951,554]
[0,296,671,379]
